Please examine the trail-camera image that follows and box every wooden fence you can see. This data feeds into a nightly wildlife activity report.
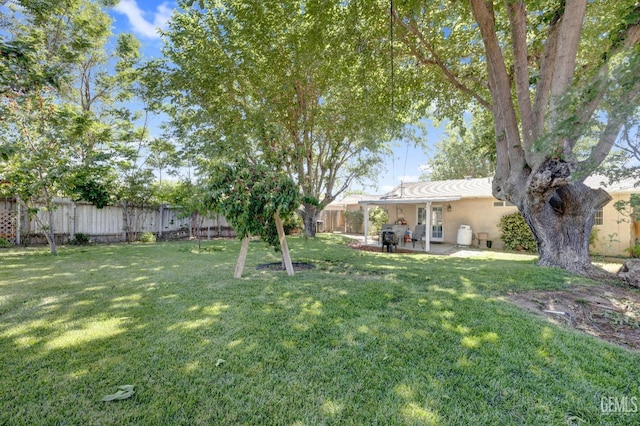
[0,197,235,245]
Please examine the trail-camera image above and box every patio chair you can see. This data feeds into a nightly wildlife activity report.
[411,224,426,248]
[391,224,409,246]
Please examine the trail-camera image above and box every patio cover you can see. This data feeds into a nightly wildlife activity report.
[358,196,461,252]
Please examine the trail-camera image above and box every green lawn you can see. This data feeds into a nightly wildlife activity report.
[1,235,639,425]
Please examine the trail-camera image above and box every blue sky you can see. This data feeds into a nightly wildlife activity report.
[109,0,443,195]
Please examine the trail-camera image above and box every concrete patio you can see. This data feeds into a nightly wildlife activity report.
[344,234,495,257]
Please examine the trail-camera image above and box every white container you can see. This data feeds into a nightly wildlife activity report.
[457,225,473,246]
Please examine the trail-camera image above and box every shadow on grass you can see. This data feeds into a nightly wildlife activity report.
[0,237,638,425]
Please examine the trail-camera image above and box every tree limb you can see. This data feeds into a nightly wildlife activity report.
[576,83,640,179]
[532,7,562,140]
[392,9,492,110]
[548,0,587,126]
[506,1,534,150]
[469,0,526,171]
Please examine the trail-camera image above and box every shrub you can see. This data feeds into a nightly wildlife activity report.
[0,236,12,248]
[589,227,599,247]
[344,210,364,233]
[70,233,91,245]
[626,241,640,258]
[282,212,303,235]
[499,212,537,252]
[368,207,389,236]
[139,232,156,243]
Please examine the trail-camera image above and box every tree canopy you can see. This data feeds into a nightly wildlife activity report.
[0,0,153,252]
[425,109,495,180]
[155,0,418,237]
[208,160,301,277]
[208,160,301,251]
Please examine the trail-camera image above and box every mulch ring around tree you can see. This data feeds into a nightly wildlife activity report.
[256,262,316,271]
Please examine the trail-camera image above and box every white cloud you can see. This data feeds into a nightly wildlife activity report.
[418,163,432,173]
[114,0,174,39]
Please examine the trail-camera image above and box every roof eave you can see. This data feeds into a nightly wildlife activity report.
[358,196,462,205]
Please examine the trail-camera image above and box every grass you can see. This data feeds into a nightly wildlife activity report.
[1,234,639,425]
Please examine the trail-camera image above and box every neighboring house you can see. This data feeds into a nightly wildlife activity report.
[317,194,378,234]
[323,176,638,256]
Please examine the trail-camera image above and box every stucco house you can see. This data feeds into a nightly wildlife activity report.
[323,176,639,256]
[316,194,376,234]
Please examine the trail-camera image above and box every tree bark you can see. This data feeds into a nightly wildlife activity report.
[522,160,612,277]
[300,202,319,238]
[469,0,618,279]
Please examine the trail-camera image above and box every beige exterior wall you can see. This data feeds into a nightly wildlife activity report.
[590,193,636,257]
[341,190,638,256]
[382,199,517,250]
[440,199,518,249]
[371,193,638,255]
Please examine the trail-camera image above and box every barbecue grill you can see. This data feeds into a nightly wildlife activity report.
[381,229,399,252]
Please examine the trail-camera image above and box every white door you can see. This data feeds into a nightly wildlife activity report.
[431,206,444,241]
[417,205,444,242]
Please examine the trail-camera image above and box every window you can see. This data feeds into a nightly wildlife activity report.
[594,208,603,226]
[417,207,426,224]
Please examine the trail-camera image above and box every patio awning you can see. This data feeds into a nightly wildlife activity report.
[357,196,462,252]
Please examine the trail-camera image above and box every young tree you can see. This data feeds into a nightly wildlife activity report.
[1,0,151,252]
[0,0,123,253]
[161,179,218,246]
[389,0,640,277]
[155,0,412,238]
[208,160,301,278]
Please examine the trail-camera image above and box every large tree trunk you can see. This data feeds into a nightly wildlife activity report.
[518,160,612,277]
[300,203,320,238]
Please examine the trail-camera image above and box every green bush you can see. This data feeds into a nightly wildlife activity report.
[139,232,156,243]
[70,233,91,245]
[626,241,640,258]
[368,207,389,236]
[589,227,599,247]
[344,210,364,233]
[499,212,537,252]
[282,212,303,235]
[0,236,12,248]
